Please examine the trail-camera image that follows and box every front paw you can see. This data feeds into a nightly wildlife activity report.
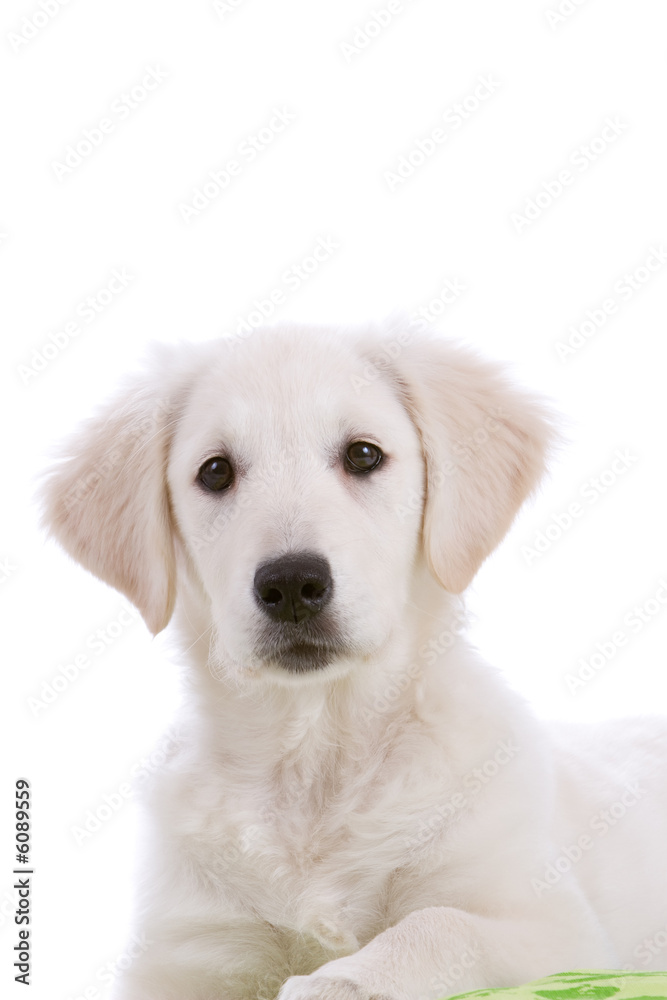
[277,974,396,1000]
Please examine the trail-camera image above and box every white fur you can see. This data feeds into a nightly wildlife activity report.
[42,323,667,1000]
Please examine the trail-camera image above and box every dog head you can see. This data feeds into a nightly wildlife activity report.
[41,324,554,684]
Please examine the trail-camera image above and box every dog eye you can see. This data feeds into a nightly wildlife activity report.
[197,457,234,492]
[345,442,383,472]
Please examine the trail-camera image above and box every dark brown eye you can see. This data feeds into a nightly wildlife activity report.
[344,441,383,473]
[197,457,234,492]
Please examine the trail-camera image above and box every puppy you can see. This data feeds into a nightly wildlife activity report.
[42,323,667,1000]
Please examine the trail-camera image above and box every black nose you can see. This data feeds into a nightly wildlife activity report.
[253,553,333,624]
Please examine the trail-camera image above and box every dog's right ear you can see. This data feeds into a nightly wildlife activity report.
[372,328,558,594]
[40,351,184,635]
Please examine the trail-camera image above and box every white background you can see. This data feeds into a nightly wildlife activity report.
[1,1,666,998]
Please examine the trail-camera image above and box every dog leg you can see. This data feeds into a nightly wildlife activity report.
[110,920,293,1000]
[277,902,615,1000]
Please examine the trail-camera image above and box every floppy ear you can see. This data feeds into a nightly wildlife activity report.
[384,332,557,593]
[41,356,181,635]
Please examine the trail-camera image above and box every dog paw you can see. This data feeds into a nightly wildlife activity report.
[277,974,396,1000]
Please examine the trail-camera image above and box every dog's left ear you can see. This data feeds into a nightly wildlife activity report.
[380,331,557,593]
[40,351,183,635]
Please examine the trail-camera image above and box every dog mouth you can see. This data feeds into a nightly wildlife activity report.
[253,611,351,674]
[265,642,339,673]
[254,624,348,673]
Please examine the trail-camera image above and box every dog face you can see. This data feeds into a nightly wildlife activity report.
[167,329,426,683]
[42,323,553,686]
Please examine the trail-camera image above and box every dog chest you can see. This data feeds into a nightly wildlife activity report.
[176,746,462,948]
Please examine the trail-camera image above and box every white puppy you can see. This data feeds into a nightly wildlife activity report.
[42,324,667,1000]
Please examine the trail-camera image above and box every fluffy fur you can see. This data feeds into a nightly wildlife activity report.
[41,323,667,1000]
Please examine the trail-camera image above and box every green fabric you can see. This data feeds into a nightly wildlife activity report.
[447,970,667,1000]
